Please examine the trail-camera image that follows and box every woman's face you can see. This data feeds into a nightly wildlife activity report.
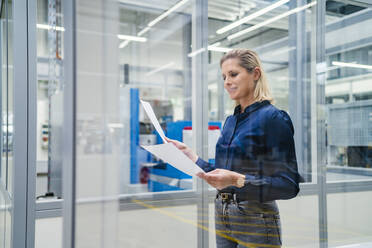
[221,58,260,102]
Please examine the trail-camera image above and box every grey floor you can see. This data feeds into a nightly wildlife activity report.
[35,190,372,248]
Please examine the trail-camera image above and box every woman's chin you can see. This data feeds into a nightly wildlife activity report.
[229,94,238,100]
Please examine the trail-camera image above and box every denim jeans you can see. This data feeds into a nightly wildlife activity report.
[214,197,282,248]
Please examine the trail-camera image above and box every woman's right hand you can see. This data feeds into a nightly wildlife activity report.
[165,137,198,163]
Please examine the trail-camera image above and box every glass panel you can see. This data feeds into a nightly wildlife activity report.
[118,1,195,195]
[6,0,13,197]
[74,0,120,247]
[0,191,4,246]
[0,0,13,247]
[325,1,372,246]
[207,0,319,247]
[115,0,202,247]
[1,1,7,185]
[34,0,64,247]
[35,0,64,201]
[325,0,372,181]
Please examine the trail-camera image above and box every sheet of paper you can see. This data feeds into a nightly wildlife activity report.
[141,143,204,177]
[140,100,167,143]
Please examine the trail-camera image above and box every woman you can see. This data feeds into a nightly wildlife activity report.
[167,49,301,247]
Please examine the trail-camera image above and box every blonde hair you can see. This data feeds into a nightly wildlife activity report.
[220,49,273,104]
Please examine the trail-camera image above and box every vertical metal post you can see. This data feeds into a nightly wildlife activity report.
[289,0,310,181]
[0,2,3,181]
[183,15,192,121]
[315,0,328,247]
[27,0,37,247]
[192,0,209,247]
[62,0,76,247]
[12,0,36,247]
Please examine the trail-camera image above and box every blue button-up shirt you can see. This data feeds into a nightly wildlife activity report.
[196,100,301,202]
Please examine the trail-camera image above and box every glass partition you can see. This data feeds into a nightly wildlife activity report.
[35,0,65,201]
[0,0,13,247]
[116,0,203,246]
[30,0,372,248]
[325,1,372,246]
[207,0,320,247]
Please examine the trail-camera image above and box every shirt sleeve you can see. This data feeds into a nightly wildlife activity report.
[195,157,215,172]
[234,110,301,202]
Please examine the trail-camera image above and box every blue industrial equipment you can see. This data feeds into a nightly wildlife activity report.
[148,121,221,192]
[129,90,222,192]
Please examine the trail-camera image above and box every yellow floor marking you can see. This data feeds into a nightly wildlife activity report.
[132,199,281,248]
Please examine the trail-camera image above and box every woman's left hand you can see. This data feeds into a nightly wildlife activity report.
[197,169,243,190]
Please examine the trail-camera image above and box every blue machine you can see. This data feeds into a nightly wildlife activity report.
[130,88,221,192]
[148,121,221,192]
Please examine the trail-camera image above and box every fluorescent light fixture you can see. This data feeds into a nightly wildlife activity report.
[228,1,317,41]
[119,40,130,49]
[326,65,339,71]
[332,61,372,70]
[148,0,189,27]
[146,62,175,76]
[209,42,221,47]
[117,34,147,42]
[208,46,232,53]
[187,48,206,57]
[138,26,151,36]
[37,23,65,31]
[216,0,290,35]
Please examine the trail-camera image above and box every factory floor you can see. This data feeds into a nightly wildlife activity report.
[35,190,372,248]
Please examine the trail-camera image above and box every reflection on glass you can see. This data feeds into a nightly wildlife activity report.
[118,1,197,195]
[0,0,13,247]
[36,0,64,200]
[325,1,372,182]
[6,0,13,197]
[206,1,319,247]
[325,1,372,246]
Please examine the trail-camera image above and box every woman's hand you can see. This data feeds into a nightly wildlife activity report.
[165,137,198,163]
[197,169,244,190]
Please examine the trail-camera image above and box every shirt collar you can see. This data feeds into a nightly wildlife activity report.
[233,100,270,116]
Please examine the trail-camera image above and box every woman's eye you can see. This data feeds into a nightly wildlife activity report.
[231,73,237,77]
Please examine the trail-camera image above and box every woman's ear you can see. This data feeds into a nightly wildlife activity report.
[253,67,261,81]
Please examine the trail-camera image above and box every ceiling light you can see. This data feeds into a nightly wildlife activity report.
[37,23,65,31]
[208,46,232,53]
[117,34,147,42]
[332,61,372,70]
[187,48,206,57]
[216,0,290,35]
[119,40,130,49]
[138,27,151,36]
[209,42,221,47]
[228,1,317,41]
[148,0,189,27]
[146,62,175,76]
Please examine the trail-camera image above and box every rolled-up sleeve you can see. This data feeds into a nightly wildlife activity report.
[234,110,301,202]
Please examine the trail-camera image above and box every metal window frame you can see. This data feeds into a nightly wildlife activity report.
[12,0,37,247]
[192,0,209,247]
[315,0,328,247]
[34,179,372,217]
[61,0,76,247]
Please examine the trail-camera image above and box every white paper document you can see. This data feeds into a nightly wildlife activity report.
[140,99,204,177]
[140,100,168,143]
[142,143,204,176]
